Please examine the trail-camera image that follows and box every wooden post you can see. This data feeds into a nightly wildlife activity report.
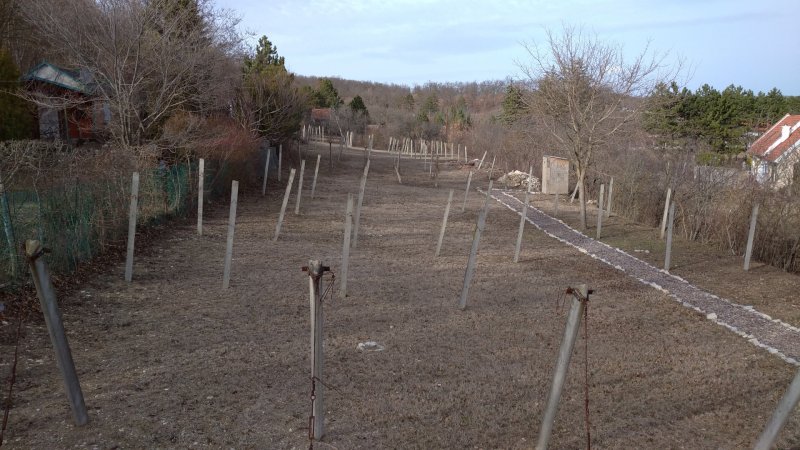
[222,180,238,289]
[462,171,473,212]
[744,203,759,271]
[606,177,614,217]
[660,187,672,239]
[596,184,605,240]
[754,367,800,450]
[278,144,283,182]
[514,166,534,263]
[273,168,296,241]
[294,160,306,215]
[0,179,18,278]
[664,201,675,272]
[124,172,139,282]
[458,181,493,310]
[261,148,271,196]
[329,141,332,174]
[464,146,468,164]
[25,240,89,426]
[435,189,454,257]
[352,160,370,249]
[307,260,326,441]
[536,284,589,450]
[311,154,321,199]
[489,155,496,180]
[339,194,353,299]
[197,159,204,235]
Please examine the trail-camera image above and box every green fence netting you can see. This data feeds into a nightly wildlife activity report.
[0,161,218,288]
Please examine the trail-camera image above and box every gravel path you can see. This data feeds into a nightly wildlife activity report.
[490,188,800,366]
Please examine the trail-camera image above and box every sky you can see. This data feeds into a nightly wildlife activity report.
[214,0,800,95]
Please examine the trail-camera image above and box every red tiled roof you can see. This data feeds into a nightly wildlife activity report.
[748,114,800,162]
[311,108,331,121]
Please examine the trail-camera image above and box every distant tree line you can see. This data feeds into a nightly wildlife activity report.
[644,82,800,155]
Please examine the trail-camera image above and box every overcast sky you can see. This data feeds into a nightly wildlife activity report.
[214,0,800,95]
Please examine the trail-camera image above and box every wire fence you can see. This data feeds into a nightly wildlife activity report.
[0,159,229,287]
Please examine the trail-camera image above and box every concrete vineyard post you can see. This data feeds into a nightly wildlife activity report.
[311,154,321,199]
[124,172,139,282]
[462,171,473,212]
[435,189,454,257]
[339,194,354,298]
[744,203,759,271]
[294,160,306,215]
[665,201,675,271]
[222,180,238,289]
[660,188,672,239]
[458,181,493,310]
[596,184,605,240]
[25,240,89,426]
[536,285,589,450]
[261,149,271,196]
[197,159,204,235]
[278,144,283,182]
[754,367,800,450]
[0,179,18,278]
[352,160,370,249]
[273,169,296,241]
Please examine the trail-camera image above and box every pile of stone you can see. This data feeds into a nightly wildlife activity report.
[497,170,541,192]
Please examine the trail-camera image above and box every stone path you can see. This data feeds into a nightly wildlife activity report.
[489,188,800,366]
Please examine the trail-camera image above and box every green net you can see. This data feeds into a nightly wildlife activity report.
[0,161,211,287]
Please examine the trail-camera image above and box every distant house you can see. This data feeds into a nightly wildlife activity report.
[23,62,109,143]
[310,108,331,127]
[747,114,800,187]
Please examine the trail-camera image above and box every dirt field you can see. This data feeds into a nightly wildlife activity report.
[2,142,800,449]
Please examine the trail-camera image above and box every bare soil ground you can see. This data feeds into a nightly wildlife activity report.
[2,142,800,449]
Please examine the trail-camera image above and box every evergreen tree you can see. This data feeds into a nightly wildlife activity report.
[499,84,526,124]
[0,48,34,140]
[348,95,368,116]
[316,78,342,109]
[243,35,286,76]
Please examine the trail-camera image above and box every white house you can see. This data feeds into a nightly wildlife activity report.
[747,114,800,188]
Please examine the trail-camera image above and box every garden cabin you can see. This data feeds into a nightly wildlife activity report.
[23,62,109,144]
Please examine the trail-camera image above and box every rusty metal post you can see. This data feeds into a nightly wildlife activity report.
[307,260,326,441]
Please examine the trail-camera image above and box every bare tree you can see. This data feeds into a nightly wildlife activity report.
[520,25,672,229]
[20,0,243,148]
